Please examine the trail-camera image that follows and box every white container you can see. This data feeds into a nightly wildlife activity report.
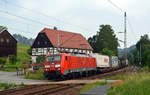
[91,53,110,68]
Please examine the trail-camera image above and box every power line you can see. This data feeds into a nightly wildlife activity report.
[1,0,93,34]
[0,14,41,29]
[127,17,141,39]
[125,18,135,45]
[0,9,54,28]
[107,0,124,12]
[8,27,34,35]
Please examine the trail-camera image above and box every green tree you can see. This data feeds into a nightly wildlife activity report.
[0,26,7,30]
[100,48,115,56]
[135,34,150,67]
[27,47,32,55]
[88,25,118,55]
[136,34,150,52]
[143,49,150,68]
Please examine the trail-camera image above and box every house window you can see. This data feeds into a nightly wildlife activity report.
[38,41,40,45]
[6,39,9,43]
[47,48,50,52]
[36,48,38,52]
[1,38,4,43]
[45,41,47,45]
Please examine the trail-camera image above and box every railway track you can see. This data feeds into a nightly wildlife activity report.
[0,66,139,95]
[0,84,83,95]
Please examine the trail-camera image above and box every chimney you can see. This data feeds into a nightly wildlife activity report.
[53,26,57,30]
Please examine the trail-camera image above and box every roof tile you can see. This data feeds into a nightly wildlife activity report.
[40,28,93,50]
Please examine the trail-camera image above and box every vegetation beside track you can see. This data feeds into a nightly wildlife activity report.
[25,70,45,80]
[107,73,130,80]
[0,43,30,72]
[0,83,24,91]
[79,81,107,94]
[17,43,30,63]
[107,71,150,95]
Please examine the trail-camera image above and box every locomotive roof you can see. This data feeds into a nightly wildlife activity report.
[38,28,93,50]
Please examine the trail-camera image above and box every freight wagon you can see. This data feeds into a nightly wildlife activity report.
[91,53,119,72]
[109,56,119,68]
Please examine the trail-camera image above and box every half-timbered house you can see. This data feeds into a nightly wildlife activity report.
[31,28,93,63]
[0,29,17,57]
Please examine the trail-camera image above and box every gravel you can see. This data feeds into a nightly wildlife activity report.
[0,72,48,84]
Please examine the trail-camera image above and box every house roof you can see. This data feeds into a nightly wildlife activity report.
[39,28,93,50]
[0,29,17,42]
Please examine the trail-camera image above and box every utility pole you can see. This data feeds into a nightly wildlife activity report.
[139,42,141,65]
[57,31,60,53]
[107,0,128,64]
[124,12,127,64]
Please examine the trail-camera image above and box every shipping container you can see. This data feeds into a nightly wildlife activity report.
[109,56,119,67]
[91,53,110,68]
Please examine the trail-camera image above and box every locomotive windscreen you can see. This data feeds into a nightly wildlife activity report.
[46,55,61,62]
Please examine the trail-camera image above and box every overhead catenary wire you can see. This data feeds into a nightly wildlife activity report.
[0,9,54,28]
[0,0,96,49]
[107,0,124,12]
[1,0,93,34]
[126,17,138,42]
[107,0,137,42]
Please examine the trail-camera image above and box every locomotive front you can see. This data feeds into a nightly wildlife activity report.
[44,54,62,79]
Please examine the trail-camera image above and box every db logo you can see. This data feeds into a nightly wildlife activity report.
[104,59,108,63]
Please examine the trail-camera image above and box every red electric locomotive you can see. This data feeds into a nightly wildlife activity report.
[44,53,97,79]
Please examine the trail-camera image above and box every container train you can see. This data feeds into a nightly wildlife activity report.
[44,53,127,80]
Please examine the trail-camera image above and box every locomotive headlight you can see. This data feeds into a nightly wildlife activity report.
[45,65,50,68]
[55,64,60,67]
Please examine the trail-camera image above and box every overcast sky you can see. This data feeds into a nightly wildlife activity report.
[0,0,149,48]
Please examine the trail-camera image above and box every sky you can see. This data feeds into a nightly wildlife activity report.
[0,0,149,48]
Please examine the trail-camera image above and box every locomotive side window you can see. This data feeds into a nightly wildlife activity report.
[47,55,61,62]
[65,56,68,61]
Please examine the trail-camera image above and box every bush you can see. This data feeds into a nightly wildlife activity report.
[25,70,45,80]
[36,55,45,64]
[0,83,24,90]
[9,55,17,64]
[107,72,150,95]
[142,66,150,72]
[0,57,7,65]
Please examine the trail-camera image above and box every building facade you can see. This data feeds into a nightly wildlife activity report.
[0,29,17,57]
[31,28,93,63]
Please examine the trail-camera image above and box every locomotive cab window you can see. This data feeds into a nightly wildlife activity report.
[47,55,61,62]
[65,56,68,61]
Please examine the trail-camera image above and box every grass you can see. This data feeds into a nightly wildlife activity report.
[80,81,107,94]
[0,43,30,72]
[0,64,20,72]
[0,83,24,91]
[25,70,45,80]
[107,72,150,95]
[17,43,30,64]
[107,73,130,80]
